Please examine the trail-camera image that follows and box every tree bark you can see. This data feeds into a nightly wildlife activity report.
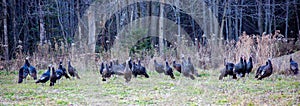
[220,0,228,41]
[239,0,244,36]
[257,0,263,35]
[38,0,45,45]
[294,0,300,31]
[159,0,164,56]
[272,0,276,32]
[3,0,9,60]
[234,2,239,39]
[12,0,17,53]
[228,3,232,39]
[77,0,82,50]
[265,0,271,33]
[88,7,96,52]
[285,0,289,38]
[175,0,181,54]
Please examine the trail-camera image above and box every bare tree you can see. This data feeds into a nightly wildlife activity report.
[294,0,300,31]
[159,0,165,56]
[220,0,228,41]
[77,0,82,50]
[12,0,17,53]
[3,0,9,60]
[285,0,290,38]
[257,0,263,34]
[38,0,45,45]
[87,6,96,52]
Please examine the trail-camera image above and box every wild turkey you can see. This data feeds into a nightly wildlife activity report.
[154,60,165,74]
[219,58,237,80]
[111,59,125,76]
[234,56,246,78]
[25,57,37,80]
[58,60,70,79]
[132,60,150,78]
[102,63,113,81]
[108,61,113,72]
[138,60,149,78]
[67,60,80,79]
[256,59,273,80]
[255,62,268,78]
[165,60,175,79]
[124,58,132,83]
[187,57,199,77]
[290,57,299,75]
[18,67,25,83]
[18,58,36,83]
[100,62,107,81]
[181,56,195,80]
[28,65,37,80]
[172,60,181,73]
[50,66,57,86]
[242,57,247,77]
[36,64,51,85]
[55,66,64,81]
[99,62,104,76]
[246,56,253,75]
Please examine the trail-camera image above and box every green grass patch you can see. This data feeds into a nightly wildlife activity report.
[1,70,299,105]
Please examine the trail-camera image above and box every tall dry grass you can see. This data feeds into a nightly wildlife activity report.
[3,31,300,75]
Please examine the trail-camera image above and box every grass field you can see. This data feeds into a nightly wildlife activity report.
[0,69,300,105]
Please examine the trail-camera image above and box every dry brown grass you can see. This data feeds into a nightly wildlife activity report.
[2,30,300,78]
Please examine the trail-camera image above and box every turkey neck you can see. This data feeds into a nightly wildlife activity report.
[52,67,56,75]
[68,61,71,67]
[47,67,51,73]
[59,64,63,69]
[101,63,104,69]
[239,57,243,63]
[166,61,169,67]
[172,61,176,67]
[268,60,273,69]
[25,59,31,66]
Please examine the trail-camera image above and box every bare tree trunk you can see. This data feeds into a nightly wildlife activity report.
[3,0,9,60]
[149,1,158,54]
[77,0,82,50]
[269,0,273,33]
[175,0,181,54]
[12,0,17,52]
[285,0,289,38]
[88,7,96,52]
[228,3,232,39]
[234,2,239,39]
[159,0,164,57]
[215,0,219,37]
[209,0,213,36]
[272,0,276,32]
[239,0,244,36]
[294,0,300,31]
[55,0,66,42]
[257,0,263,34]
[202,0,207,36]
[38,0,45,45]
[220,0,228,41]
[266,0,271,33]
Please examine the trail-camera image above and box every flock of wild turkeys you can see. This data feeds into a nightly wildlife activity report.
[220,55,298,80]
[17,55,298,86]
[18,57,80,86]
